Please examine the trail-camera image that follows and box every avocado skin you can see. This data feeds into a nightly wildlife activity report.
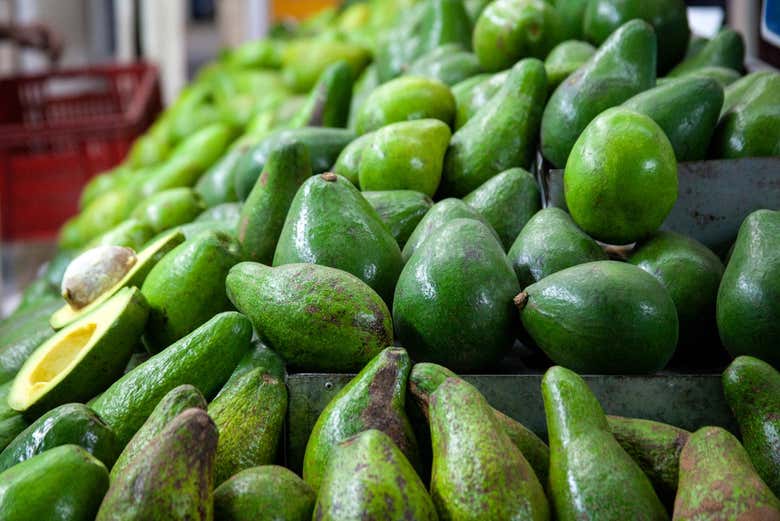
[195,147,243,207]
[540,19,657,169]
[96,408,218,521]
[508,208,607,289]
[348,64,379,131]
[623,77,724,161]
[544,40,596,89]
[214,465,315,521]
[0,403,119,473]
[463,168,541,250]
[663,65,740,88]
[674,426,780,519]
[720,71,774,117]
[362,190,433,248]
[0,382,28,452]
[332,132,373,185]
[222,340,286,389]
[451,70,505,129]
[667,28,745,77]
[197,202,241,225]
[288,60,352,129]
[518,261,678,374]
[0,298,59,384]
[91,311,252,446]
[394,219,520,371]
[131,188,206,234]
[0,444,109,521]
[313,430,438,521]
[142,231,243,351]
[273,173,402,304]
[406,44,482,87]
[543,366,668,520]
[303,348,419,491]
[717,210,780,366]
[226,262,392,372]
[86,219,155,251]
[110,384,206,481]
[441,58,547,197]
[237,141,311,264]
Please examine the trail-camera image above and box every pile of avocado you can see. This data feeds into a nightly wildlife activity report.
[1,0,779,518]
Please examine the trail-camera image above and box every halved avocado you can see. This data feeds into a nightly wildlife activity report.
[50,230,184,330]
[9,287,149,418]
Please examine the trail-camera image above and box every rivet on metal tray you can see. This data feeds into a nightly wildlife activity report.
[324,381,333,390]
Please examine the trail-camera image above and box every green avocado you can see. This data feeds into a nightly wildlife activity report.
[226,262,392,372]
[58,186,140,250]
[288,60,353,129]
[347,64,379,130]
[10,279,58,316]
[0,382,28,451]
[516,261,678,373]
[720,71,774,117]
[667,28,744,77]
[0,298,59,385]
[273,173,402,304]
[86,218,155,251]
[555,0,589,40]
[91,312,252,445]
[9,287,148,417]
[451,70,505,129]
[405,44,482,86]
[541,19,657,169]
[362,190,433,248]
[130,188,205,234]
[332,131,373,185]
[281,39,370,93]
[664,65,741,88]
[221,340,286,389]
[0,444,109,521]
[441,58,547,197]
[194,146,243,207]
[197,202,241,225]
[394,219,520,371]
[544,40,596,89]
[717,210,780,366]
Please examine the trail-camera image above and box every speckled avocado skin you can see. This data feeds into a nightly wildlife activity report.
[723,356,780,497]
[303,347,419,491]
[430,377,549,520]
[673,426,780,520]
[542,366,668,520]
[226,262,392,372]
[313,429,438,521]
[394,219,520,372]
[362,190,433,248]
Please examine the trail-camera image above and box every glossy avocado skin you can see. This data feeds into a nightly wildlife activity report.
[226,262,392,372]
[0,382,28,452]
[667,28,745,77]
[313,430,438,521]
[394,219,520,372]
[0,298,58,384]
[542,366,668,521]
[508,208,607,290]
[723,356,780,497]
[362,190,433,248]
[717,210,780,366]
[673,427,780,519]
[87,218,155,251]
[720,71,774,117]
[214,466,316,521]
[518,261,678,374]
[541,19,657,169]
[287,60,352,129]
[623,77,724,161]
[544,40,596,89]
[463,167,541,250]
[332,131,373,185]
[130,188,205,234]
[452,70,506,129]
[348,64,380,130]
[441,58,547,197]
[663,65,740,88]
[405,44,482,86]
[273,173,402,304]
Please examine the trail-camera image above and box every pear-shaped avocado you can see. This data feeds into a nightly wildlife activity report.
[131,187,205,234]
[237,141,311,264]
[288,60,353,129]
[332,131,373,185]
[541,19,657,168]
[441,58,547,197]
[517,261,678,373]
[717,210,780,366]
[405,44,482,86]
[463,168,540,250]
[430,377,549,520]
[508,208,607,289]
[348,64,379,130]
[362,190,433,248]
[544,40,595,89]
[452,69,507,129]
[303,347,419,491]
[313,429,438,521]
[273,173,402,304]
[542,366,668,520]
[723,356,780,496]
[674,426,780,519]
[394,219,520,371]
[667,28,745,77]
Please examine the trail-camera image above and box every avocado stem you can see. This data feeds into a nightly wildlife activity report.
[513,291,529,311]
[320,172,337,182]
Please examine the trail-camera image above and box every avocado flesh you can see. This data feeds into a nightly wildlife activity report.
[50,230,183,330]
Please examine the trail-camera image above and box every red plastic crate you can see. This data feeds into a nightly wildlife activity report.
[0,62,162,240]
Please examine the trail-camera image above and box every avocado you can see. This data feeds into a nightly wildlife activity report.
[717,210,780,366]
[303,347,419,491]
[543,366,668,519]
[194,147,243,207]
[50,230,184,330]
[667,65,741,88]
[313,430,438,521]
[362,190,433,248]
[281,39,370,93]
[214,466,316,521]
[196,202,241,224]
[85,219,155,251]
[564,107,678,245]
[441,58,547,197]
[516,261,678,373]
[394,219,520,371]
[544,40,596,89]
[332,131,373,185]
[0,299,59,384]
[220,340,286,391]
[9,287,148,417]
[58,186,140,250]
[463,167,540,250]
[273,173,402,304]
[541,19,657,169]
[11,278,58,316]
[110,384,206,481]
[555,0,589,40]
[354,75,456,134]
[358,119,451,197]
[720,71,774,117]
[667,28,745,77]
[226,262,392,372]
[91,312,252,445]
[451,70,506,129]
[288,60,352,128]
[348,64,379,130]
[60,246,137,310]
[0,444,109,521]
[405,44,482,86]
[0,382,28,451]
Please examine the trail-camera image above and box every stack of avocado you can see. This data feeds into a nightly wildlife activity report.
[1,0,779,518]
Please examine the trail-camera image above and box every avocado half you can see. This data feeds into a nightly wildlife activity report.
[49,230,184,330]
[9,286,149,417]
